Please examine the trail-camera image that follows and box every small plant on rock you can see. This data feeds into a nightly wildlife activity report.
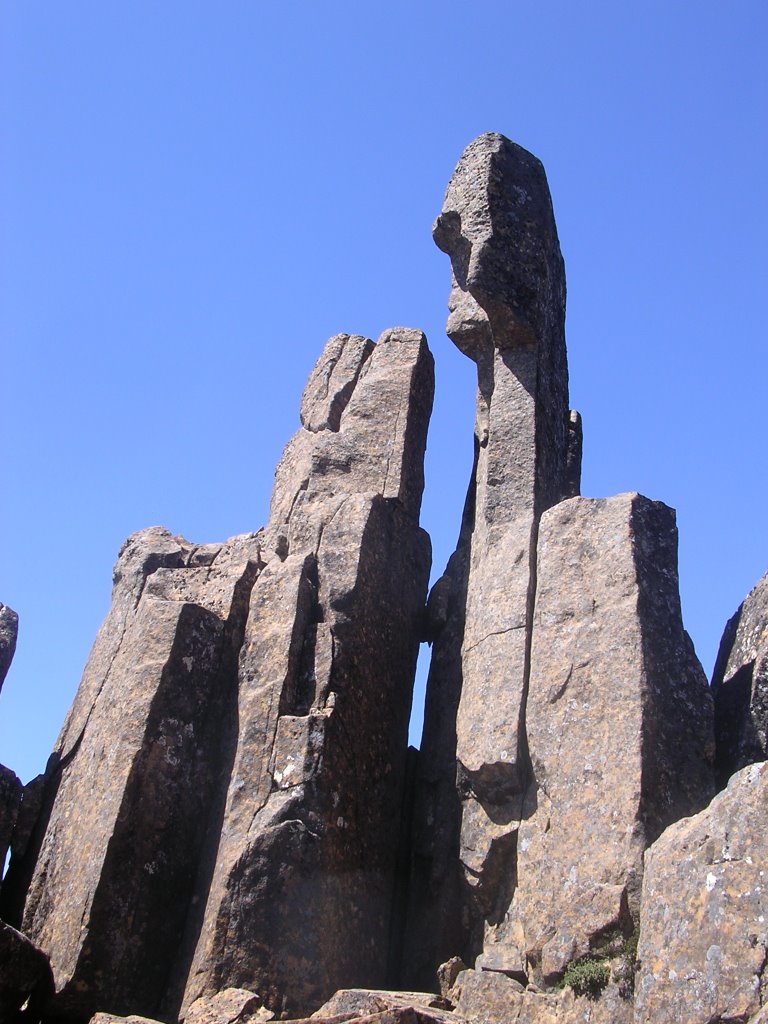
[560,955,610,999]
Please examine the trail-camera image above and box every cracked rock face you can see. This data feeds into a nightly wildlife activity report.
[712,568,768,787]
[636,761,768,1024]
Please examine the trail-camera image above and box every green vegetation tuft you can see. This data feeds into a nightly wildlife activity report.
[560,956,610,999]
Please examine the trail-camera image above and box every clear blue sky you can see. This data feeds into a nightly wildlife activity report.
[2,2,766,786]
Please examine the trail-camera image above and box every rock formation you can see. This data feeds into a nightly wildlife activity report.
[1,603,22,882]
[404,132,714,989]
[712,568,768,786]
[0,133,757,1024]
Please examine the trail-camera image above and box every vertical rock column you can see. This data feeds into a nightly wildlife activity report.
[1,529,263,1021]
[0,603,21,876]
[405,133,575,983]
[487,494,714,983]
[178,328,434,1019]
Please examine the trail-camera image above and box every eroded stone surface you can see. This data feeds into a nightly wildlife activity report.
[0,764,22,874]
[712,568,768,786]
[636,761,768,1024]
[487,494,714,983]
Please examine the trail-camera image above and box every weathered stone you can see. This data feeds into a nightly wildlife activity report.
[0,602,18,693]
[179,330,433,1018]
[183,986,274,1023]
[486,494,714,983]
[0,920,54,1021]
[90,1015,164,1024]
[312,990,454,1022]
[0,763,22,874]
[712,568,768,786]
[3,529,263,1021]
[636,760,768,1024]
[300,334,375,433]
[406,131,574,984]
[436,958,468,999]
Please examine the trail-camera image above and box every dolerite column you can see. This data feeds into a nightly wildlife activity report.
[405,132,577,983]
[2,529,263,1021]
[487,494,714,985]
[178,328,434,1019]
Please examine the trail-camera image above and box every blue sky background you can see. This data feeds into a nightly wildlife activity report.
[2,2,766,786]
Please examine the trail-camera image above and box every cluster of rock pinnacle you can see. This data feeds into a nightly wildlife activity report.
[1,133,767,1024]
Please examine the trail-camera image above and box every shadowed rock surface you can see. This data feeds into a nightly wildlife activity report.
[712,568,768,787]
[3,529,264,1021]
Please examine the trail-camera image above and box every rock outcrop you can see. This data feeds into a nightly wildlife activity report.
[405,132,714,990]
[1,603,22,876]
[636,761,768,1024]
[712,568,768,786]
[0,132,747,1024]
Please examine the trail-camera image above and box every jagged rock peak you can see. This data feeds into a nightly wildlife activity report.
[0,602,19,693]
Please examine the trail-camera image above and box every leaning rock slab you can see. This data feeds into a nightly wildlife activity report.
[5,528,263,1021]
[0,763,22,871]
[635,760,768,1024]
[712,568,768,786]
[488,494,715,982]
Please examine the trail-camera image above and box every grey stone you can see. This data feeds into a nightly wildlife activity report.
[712,568,768,786]
[635,761,768,1024]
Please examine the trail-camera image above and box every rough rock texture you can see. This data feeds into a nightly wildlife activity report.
[312,990,454,1022]
[712,569,768,786]
[406,131,575,984]
[0,602,19,693]
[484,494,714,983]
[179,328,433,1019]
[2,528,264,1021]
[183,987,274,1023]
[636,761,768,1024]
[0,764,22,875]
[0,920,54,1021]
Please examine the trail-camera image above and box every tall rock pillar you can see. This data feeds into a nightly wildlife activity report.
[405,133,576,982]
[177,328,434,1019]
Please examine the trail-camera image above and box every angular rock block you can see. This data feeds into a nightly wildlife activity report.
[636,761,768,1024]
[182,329,434,1018]
[4,529,263,1021]
[488,494,714,982]
[712,568,768,786]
